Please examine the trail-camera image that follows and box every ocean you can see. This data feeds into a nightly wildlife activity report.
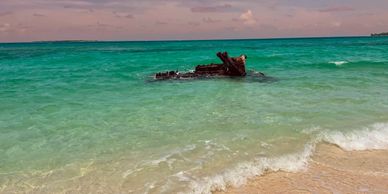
[1,37,388,193]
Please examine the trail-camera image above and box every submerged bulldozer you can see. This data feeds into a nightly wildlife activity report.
[153,52,269,82]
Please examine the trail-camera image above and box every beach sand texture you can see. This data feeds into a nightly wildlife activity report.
[219,143,388,194]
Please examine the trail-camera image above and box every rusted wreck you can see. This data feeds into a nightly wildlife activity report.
[154,52,266,80]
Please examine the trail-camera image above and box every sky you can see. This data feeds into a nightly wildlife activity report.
[0,0,388,42]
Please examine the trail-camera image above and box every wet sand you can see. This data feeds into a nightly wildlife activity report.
[218,143,388,194]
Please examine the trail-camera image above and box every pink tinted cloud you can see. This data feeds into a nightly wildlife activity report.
[0,11,13,17]
[319,6,354,12]
[202,17,221,23]
[188,21,200,26]
[190,4,232,13]
[33,13,46,17]
[113,11,134,19]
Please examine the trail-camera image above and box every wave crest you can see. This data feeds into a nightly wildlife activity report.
[185,143,316,194]
[319,123,388,151]
[329,61,348,66]
[184,122,388,194]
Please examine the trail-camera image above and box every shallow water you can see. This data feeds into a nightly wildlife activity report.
[1,37,388,193]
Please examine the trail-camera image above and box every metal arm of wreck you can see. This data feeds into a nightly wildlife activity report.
[216,52,246,76]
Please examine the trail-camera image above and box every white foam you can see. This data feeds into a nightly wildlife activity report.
[148,144,196,166]
[329,61,348,66]
[122,144,196,178]
[301,126,322,134]
[319,123,388,151]
[184,143,316,194]
[182,122,388,194]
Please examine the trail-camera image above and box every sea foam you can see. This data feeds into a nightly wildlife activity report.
[184,143,316,194]
[319,123,388,151]
[329,61,348,66]
[183,122,388,194]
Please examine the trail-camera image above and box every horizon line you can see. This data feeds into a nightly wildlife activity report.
[0,35,377,44]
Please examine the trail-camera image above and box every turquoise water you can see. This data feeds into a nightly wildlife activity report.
[1,37,388,193]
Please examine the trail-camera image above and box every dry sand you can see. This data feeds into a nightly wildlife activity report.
[218,143,388,194]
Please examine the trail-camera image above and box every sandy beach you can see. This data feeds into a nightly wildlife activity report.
[219,143,388,194]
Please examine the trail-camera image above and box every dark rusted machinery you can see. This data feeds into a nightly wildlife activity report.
[154,52,266,80]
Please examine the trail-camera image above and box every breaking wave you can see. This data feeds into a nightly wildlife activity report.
[184,143,315,194]
[319,122,388,151]
[329,61,348,66]
[183,122,388,194]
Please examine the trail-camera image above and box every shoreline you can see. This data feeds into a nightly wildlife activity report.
[217,143,388,194]
[1,138,387,193]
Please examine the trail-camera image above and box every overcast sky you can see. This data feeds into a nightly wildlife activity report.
[1,0,388,42]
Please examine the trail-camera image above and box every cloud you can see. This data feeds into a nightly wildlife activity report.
[33,13,46,17]
[113,11,134,19]
[155,21,168,25]
[0,12,13,17]
[0,23,30,33]
[319,6,354,12]
[202,17,221,23]
[331,21,342,27]
[190,4,232,13]
[239,10,256,25]
[224,26,237,31]
[124,14,134,19]
[188,21,200,26]
[0,23,11,32]
[87,22,116,29]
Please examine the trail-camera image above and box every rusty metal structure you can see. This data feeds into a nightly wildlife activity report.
[154,52,264,80]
